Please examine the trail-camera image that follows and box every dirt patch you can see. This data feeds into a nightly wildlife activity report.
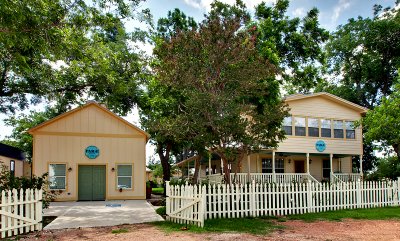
[17,219,400,241]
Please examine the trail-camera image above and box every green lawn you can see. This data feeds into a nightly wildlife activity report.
[152,207,400,234]
[152,217,284,235]
[152,187,164,195]
[286,206,400,222]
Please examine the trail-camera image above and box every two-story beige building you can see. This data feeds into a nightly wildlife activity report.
[29,102,149,201]
[179,92,368,183]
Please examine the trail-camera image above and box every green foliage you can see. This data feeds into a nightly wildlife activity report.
[0,0,150,114]
[156,206,166,216]
[361,81,400,160]
[255,0,329,92]
[367,156,400,180]
[152,187,164,195]
[152,217,284,235]
[0,162,57,209]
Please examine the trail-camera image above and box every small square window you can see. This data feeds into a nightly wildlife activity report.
[117,164,132,189]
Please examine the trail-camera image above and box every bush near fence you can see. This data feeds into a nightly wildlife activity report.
[166,178,400,227]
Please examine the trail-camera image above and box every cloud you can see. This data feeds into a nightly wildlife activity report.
[183,0,275,11]
[292,7,306,18]
[331,0,351,23]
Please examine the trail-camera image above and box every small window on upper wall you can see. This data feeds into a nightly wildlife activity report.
[321,119,331,138]
[10,160,15,177]
[346,121,356,139]
[334,120,344,138]
[283,116,292,135]
[308,118,319,137]
[294,117,306,136]
[49,164,66,190]
[117,164,132,189]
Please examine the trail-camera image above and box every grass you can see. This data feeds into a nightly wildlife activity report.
[156,206,166,216]
[152,187,164,195]
[152,207,400,235]
[286,206,400,222]
[111,228,129,234]
[152,217,284,235]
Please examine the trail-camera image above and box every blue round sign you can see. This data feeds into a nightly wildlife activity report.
[85,146,99,159]
[315,140,326,152]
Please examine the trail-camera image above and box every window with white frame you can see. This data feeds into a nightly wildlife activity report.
[334,120,344,138]
[308,118,319,137]
[117,164,132,189]
[261,158,284,173]
[346,121,355,139]
[49,164,66,190]
[294,117,306,136]
[321,119,331,138]
[283,116,292,135]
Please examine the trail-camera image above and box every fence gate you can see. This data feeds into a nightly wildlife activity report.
[166,182,206,227]
[1,189,43,238]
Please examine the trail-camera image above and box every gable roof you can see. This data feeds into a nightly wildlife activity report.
[28,101,150,141]
[0,143,25,161]
[284,92,368,113]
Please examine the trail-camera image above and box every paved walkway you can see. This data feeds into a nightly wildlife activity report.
[43,200,164,229]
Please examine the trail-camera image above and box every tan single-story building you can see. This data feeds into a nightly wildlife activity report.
[29,101,149,201]
[0,143,30,177]
[178,92,368,184]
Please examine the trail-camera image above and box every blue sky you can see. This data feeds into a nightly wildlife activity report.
[138,0,395,31]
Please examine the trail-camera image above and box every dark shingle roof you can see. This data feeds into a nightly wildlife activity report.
[0,143,25,160]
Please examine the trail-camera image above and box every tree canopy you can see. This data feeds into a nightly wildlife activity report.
[0,0,150,114]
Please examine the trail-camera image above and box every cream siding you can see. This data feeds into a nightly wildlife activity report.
[0,156,25,177]
[31,104,147,201]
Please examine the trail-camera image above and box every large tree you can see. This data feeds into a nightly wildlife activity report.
[154,1,288,184]
[316,2,400,172]
[0,0,150,114]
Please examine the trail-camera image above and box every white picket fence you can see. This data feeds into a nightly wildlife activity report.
[166,178,400,227]
[0,189,43,238]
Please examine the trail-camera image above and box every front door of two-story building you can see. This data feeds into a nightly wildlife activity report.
[78,165,106,201]
[294,160,305,173]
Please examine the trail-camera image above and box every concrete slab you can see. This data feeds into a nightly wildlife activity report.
[43,200,164,230]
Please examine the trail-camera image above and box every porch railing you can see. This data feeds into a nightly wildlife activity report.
[207,174,224,184]
[333,173,362,182]
[210,173,320,184]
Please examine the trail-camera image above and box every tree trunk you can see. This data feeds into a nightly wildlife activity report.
[234,149,246,184]
[157,142,172,197]
[192,155,202,184]
[393,144,400,162]
[221,157,231,184]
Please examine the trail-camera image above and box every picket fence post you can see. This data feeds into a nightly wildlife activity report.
[356,180,362,208]
[306,181,312,213]
[397,177,400,206]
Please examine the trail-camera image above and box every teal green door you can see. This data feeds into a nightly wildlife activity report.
[78,165,106,201]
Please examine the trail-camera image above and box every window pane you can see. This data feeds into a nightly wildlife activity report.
[334,129,344,138]
[346,121,354,130]
[346,130,355,139]
[283,116,292,126]
[323,159,330,168]
[323,169,330,178]
[334,120,343,129]
[283,126,292,135]
[49,176,66,189]
[118,165,132,176]
[295,117,305,127]
[276,159,284,169]
[295,127,306,136]
[118,177,132,189]
[308,118,318,127]
[321,119,331,128]
[49,164,66,176]
[261,159,272,173]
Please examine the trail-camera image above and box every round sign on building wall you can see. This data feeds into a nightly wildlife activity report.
[315,140,326,152]
[85,146,100,159]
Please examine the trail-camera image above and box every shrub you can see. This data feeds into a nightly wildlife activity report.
[0,162,57,209]
[156,206,166,216]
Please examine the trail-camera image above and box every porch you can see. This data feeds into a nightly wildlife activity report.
[177,151,363,184]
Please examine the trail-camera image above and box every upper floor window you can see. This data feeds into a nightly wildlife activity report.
[308,118,319,137]
[283,116,292,135]
[294,117,306,136]
[321,119,331,138]
[346,121,355,139]
[334,120,344,138]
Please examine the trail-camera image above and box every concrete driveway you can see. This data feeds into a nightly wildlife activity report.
[43,200,164,229]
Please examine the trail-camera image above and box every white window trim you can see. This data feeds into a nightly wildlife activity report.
[49,164,66,190]
[117,164,133,190]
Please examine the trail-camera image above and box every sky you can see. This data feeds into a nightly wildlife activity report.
[0,0,396,160]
